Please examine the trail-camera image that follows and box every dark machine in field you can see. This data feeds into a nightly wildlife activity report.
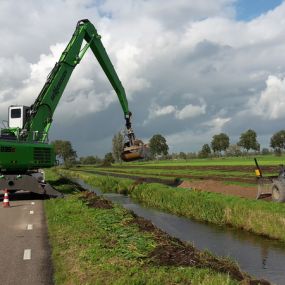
[0,19,147,196]
[254,158,285,202]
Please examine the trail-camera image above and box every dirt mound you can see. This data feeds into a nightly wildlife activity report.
[179,180,257,199]
[128,212,269,284]
[78,192,270,284]
[128,214,157,232]
[149,242,198,267]
[81,191,113,209]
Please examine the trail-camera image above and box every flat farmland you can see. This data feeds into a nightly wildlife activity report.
[75,155,285,199]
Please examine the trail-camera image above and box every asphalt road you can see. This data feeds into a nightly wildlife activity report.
[0,192,53,285]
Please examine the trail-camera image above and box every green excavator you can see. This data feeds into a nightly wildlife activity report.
[0,19,147,196]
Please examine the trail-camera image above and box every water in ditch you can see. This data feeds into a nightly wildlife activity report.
[76,179,285,284]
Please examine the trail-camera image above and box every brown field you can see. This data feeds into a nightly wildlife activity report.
[179,180,257,199]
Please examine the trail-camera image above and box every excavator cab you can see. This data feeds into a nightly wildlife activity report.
[121,113,148,162]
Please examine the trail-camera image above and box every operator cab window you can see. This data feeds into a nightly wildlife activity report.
[11,108,21,118]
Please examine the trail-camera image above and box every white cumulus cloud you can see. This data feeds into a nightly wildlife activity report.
[144,101,206,124]
[149,104,176,119]
[1,0,285,155]
[250,75,285,119]
[203,117,231,132]
[175,103,206,120]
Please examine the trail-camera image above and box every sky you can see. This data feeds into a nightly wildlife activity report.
[0,0,285,157]
[235,0,283,20]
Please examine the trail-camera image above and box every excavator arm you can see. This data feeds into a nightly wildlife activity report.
[0,19,147,196]
[23,19,136,146]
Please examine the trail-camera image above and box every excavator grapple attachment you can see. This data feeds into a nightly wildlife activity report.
[121,146,144,161]
[121,140,148,162]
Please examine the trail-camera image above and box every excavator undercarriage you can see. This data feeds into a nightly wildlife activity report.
[0,171,62,197]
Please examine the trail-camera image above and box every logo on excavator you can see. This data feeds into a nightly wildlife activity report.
[51,71,68,101]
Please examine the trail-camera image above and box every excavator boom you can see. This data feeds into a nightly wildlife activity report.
[0,19,146,195]
[25,19,130,139]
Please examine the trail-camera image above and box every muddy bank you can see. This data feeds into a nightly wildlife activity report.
[60,169,285,240]
[55,170,285,283]
[80,191,269,285]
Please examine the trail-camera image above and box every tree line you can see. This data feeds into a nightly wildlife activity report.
[51,129,285,167]
[198,129,285,158]
[50,140,113,168]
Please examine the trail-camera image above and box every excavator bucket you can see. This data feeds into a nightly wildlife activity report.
[121,140,148,162]
[121,146,145,161]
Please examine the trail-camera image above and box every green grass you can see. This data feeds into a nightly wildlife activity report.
[78,155,283,183]
[117,155,285,167]
[76,155,283,189]
[75,165,257,189]
[91,167,252,177]
[44,170,239,285]
[77,166,255,184]
[80,168,176,181]
[45,168,83,195]
[58,168,285,243]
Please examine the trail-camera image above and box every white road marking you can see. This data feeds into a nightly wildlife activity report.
[27,224,33,230]
[31,202,35,205]
[23,249,31,260]
[29,210,34,215]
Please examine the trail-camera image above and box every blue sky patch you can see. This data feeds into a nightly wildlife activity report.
[235,0,283,21]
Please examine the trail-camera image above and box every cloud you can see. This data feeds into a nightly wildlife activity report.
[166,116,230,152]
[249,75,285,120]
[203,117,231,132]
[152,104,176,118]
[175,102,206,120]
[115,43,151,97]
[144,101,206,124]
[1,1,285,155]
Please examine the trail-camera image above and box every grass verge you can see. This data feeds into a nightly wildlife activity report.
[57,168,285,243]
[44,170,269,285]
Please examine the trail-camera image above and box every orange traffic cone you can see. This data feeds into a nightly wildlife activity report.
[3,189,10,208]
